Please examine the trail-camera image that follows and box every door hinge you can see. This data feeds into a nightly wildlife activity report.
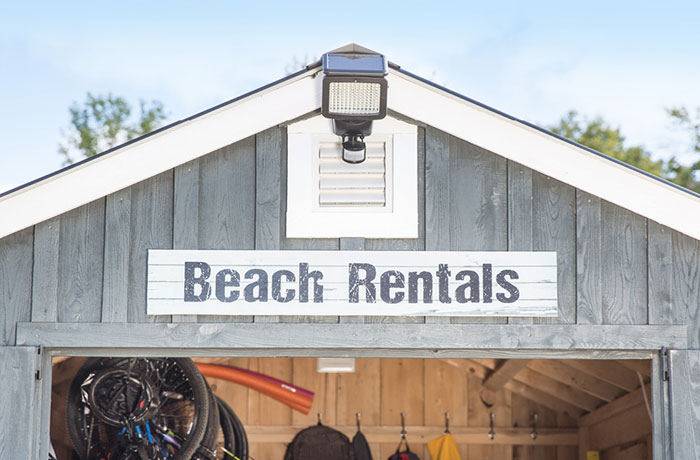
[661,348,670,381]
[35,369,41,381]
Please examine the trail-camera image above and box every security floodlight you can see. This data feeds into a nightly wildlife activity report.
[321,52,388,163]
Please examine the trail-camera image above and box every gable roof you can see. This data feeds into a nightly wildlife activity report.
[1,45,699,241]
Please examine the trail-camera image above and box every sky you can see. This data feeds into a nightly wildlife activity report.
[1,1,700,194]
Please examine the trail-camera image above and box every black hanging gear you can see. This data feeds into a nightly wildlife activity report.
[284,423,355,460]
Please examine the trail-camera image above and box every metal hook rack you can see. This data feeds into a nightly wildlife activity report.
[356,412,362,432]
[400,412,407,439]
[530,412,538,440]
[444,412,450,434]
[317,413,323,425]
[488,413,495,440]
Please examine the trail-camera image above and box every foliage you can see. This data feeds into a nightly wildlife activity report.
[59,93,167,164]
[551,110,700,193]
[665,106,700,192]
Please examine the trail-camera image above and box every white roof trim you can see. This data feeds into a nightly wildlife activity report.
[0,61,699,241]
[386,69,700,240]
[0,69,323,240]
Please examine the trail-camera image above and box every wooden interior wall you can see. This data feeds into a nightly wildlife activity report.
[197,357,577,460]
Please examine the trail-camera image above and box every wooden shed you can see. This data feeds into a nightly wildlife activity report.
[1,44,698,460]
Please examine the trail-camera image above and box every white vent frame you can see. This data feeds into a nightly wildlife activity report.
[286,115,418,238]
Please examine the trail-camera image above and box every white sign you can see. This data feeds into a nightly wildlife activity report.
[147,250,557,317]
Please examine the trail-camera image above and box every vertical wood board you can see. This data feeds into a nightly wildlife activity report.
[31,218,59,323]
[0,347,39,458]
[102,188,132,322]
[669,350,700,458]
[0,228,33,345]
[57,200,104,323]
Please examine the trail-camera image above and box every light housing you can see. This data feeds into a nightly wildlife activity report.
[321,51,388,163]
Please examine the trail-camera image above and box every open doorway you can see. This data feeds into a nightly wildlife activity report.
[50,357,653,460]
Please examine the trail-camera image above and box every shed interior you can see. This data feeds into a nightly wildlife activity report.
[50,356,653,460]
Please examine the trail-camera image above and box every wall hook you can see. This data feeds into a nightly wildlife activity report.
[356,412,362,432]
[444,412,450,434]
[317,413,323,425]
[400,412,407,439]
[530,412,538,440]
[488,413,495,440]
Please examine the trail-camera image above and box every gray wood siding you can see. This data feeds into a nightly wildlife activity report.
[0,122,698,343]
[669,349,700,458]
[0,347,39,458]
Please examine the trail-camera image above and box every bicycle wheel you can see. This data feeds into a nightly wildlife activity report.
[66,357,210,460]
[216,396,248,460]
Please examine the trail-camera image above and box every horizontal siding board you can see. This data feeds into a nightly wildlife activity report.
[601,201,647,325]
[17,322,688,350]
[532,173,576,324]
[31,218,59,323]
[127,173,173,323]
[197,138,255,323]
[0,228,33,345]
[57,200,104,323]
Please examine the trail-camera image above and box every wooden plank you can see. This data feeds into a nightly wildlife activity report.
[578,426,590,460]
[31,218,59,322]
[533,173,576,324]
[17,323,689,351]
[102,188,131,322]
[337,358,381,459]
[576,191,603,325]
[668,349,700,458]
[601,201,647,325]
[483,359,530,391]
[588,403,651,451]
[126,173,172,323]
[424,359,468,460]
[600,441,649,460]
[508,161,535,325]
[450,359,585,418]
[448,134,508,325]
[647,220,673,325]
[671,230,700,347]
[0,228,33,345]
[514,367,603,412]
[527,360,624,402]
[425,126,450,252]
[380,358,424,459]
[511,393,557,460]
[241,425,578,445]
[468,369,513,459]
[197,138,255,323]
[565,359,642,392]
[172,159,201,323]
[247,357,292,460]
[0,347,39,458]
[254,128,283,324]
[556,411,578,460]
[57,200,104,323]
[617,359,651,378]
[579,383,652,427]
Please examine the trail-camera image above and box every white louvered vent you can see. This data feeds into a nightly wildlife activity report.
[318,141,387,208]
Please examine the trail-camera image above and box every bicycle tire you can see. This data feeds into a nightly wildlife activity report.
[217,396,248,460]
[66,357,210,460]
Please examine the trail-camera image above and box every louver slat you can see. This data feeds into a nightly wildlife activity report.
[318,142,386,208]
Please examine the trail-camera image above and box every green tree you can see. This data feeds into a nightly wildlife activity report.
[550,111,665,177]
[59,93,167,164]
[666,106,700,192]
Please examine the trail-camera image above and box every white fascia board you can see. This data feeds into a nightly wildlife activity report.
[0,69,323,240]
[387,70,700,241]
